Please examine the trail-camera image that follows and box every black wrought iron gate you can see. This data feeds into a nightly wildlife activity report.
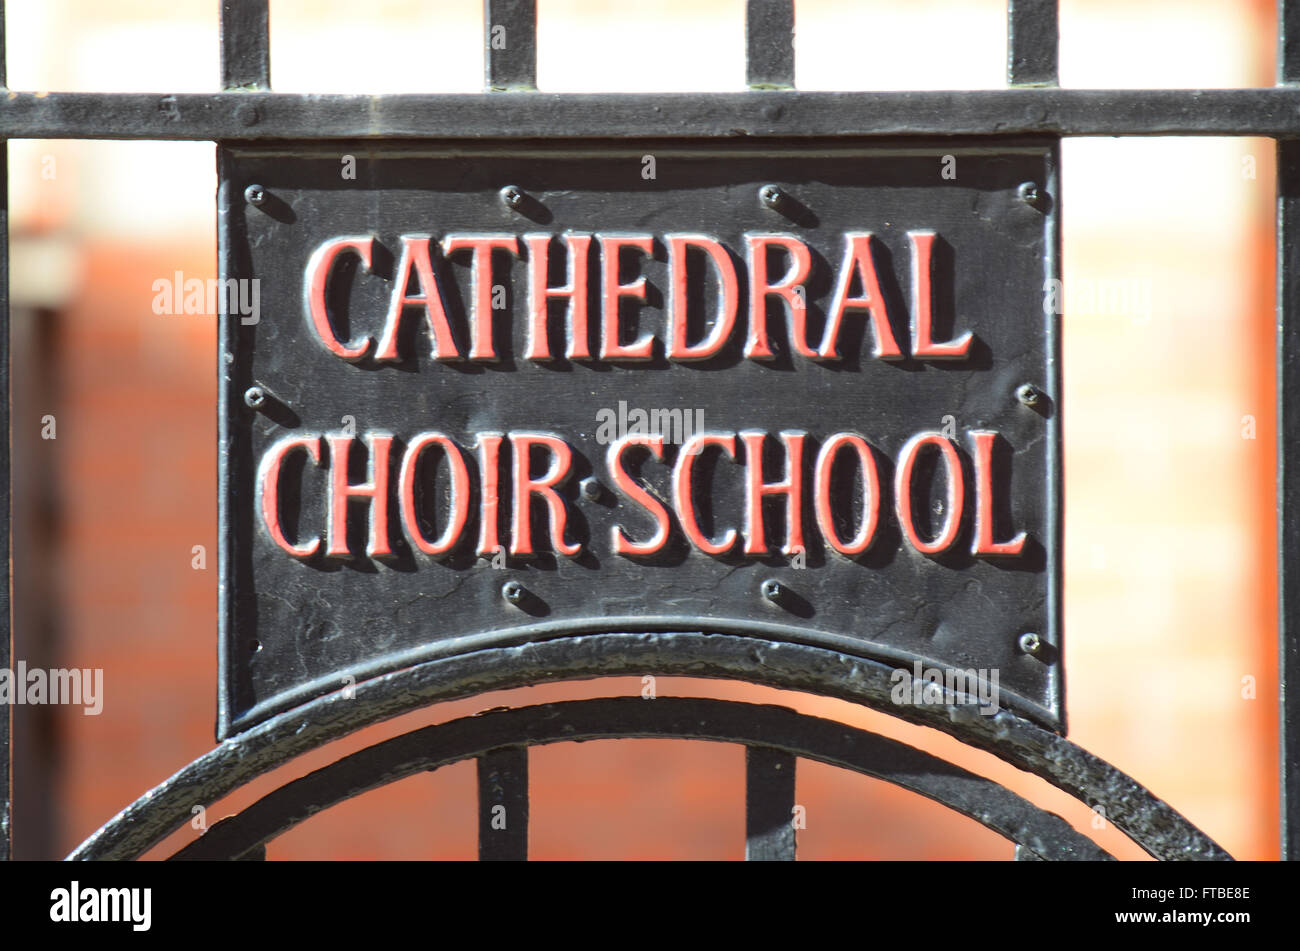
[0,0,1293,861]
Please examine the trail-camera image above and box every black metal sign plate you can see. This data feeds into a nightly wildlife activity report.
[218,140,1061,737]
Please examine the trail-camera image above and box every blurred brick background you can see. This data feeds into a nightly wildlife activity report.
[4,0,1281,859]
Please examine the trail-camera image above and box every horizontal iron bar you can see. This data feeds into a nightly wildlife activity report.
[1,88,1299,140]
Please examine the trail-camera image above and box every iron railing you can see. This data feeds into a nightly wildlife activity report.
[0,0,1293,861]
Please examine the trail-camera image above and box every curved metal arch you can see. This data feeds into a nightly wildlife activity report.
[67,631,1231,860]
[170,697,1112,861]
[228,615,1062,734]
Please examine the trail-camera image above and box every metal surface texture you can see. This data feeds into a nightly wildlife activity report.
[220,0,269,92]
[478,746,529,860]
[6,89,1300,141]
[168,697,1111,861]
[746,745,797,859]
[1281,0,1300,866]
[218,139,1062,736]
[747,0,796,90]
[1007,0,1059,87]
[1280,140,1298,862]
[0,0,10,854]
[485,0,538,92]
[0,0,1282,863]
[68,633,1228,861]
[1284,0,1300,85]
[0,133,9,863]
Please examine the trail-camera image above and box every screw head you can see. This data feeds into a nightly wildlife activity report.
[1016,382,1044,407]
[244,184,266,207]
[759,184,784,208]
[502,580,525,604]
[761,579,783,602]
[1017,181,1042,206]
[243,385,266,409]
[235,102,260,127]
[580,476,602,501]
[500,185,525,209]
[1018,632,1042,656]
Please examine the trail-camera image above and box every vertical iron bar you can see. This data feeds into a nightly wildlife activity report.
[745,746,795,860]
[1284,0,1300,85]
[221,0,270,91]
[477,747,528,860]
[746,0,795,90]
[1007,0,1058,86]
[1282,0,1300,863]
[0,0,9,855]
[484,0,537,92]
[0,139,9,862]
[1280,143,1300,861]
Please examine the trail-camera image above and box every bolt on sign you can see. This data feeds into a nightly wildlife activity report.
[218,141,1062,738]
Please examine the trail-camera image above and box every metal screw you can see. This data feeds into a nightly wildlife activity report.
[500,185,525,210]
[1016,382,1044,407]
[244,184,266,207]
[580,476,601,501]
[761,579,783,602]
[1018,632,1042,656]
[243,385,267,409]
[235,102,260,127]
[1017,181,1041,206]
[759,184,784,209]
[502,580,525,605]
